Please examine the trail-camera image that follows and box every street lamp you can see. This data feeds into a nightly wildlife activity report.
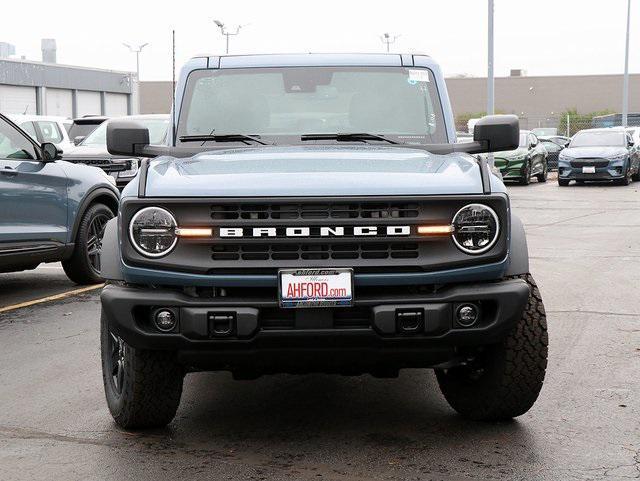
[380,33,400,53]
[214,19,245,54]
[122,42,149,82]
[622,0,631,127]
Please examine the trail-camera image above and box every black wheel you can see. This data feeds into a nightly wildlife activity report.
[558,179,570,186]
[536,159,548,183]
[101,312,184,429]
[519,162,531,185]
[436,274,548,421]
[62,203,114,284]
[616,165,632,185]
[632,164,640,181]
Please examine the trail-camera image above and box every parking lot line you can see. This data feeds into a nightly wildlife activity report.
[0,284,104,314]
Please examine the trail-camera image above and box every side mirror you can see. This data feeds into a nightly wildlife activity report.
[42,142,62,161]
[73,135,85,146]
[473,115,519,153]
[107,120,150,156]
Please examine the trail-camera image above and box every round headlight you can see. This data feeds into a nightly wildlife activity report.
[452,204,500,255]
[129,207,177,257]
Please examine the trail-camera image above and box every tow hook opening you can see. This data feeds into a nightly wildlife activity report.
[396,309,424,334]
[208,312,236,337]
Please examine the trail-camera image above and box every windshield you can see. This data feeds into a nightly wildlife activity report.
[570,131,625,148]
[178,66,447,144]
[82,118,169,147]
[519,133,528,147]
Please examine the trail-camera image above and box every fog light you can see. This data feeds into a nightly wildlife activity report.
[456,304,479,327]
[154,309,177,332]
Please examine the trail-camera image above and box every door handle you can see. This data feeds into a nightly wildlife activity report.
[1,166,18,177]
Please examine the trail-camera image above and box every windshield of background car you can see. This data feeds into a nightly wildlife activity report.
[519,133,528,147]
[178,66,447,144]
[570,131,625,147]
[82,118,169,147]
[68,122,101,140]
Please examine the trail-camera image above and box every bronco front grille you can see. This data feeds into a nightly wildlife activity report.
[121,195,510,275]
[210,202,420,221]
[212,242,420,262]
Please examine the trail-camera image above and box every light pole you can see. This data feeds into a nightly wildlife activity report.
[487,0,494,116]
[123,42,149,82]
[622,0,631,127]
[214,20,244,54]
[123,43,148,114]
[380,33,400,53]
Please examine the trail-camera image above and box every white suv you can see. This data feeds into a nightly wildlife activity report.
[8,115,74,154]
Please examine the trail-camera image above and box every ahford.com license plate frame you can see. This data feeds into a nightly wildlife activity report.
[278,268,354,308]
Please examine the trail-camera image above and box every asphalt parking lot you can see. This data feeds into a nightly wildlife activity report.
[0,179,638,481]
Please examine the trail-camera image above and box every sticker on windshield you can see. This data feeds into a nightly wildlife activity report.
[408,69,430,83]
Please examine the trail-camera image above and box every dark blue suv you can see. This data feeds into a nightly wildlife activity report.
[0,114,119,284]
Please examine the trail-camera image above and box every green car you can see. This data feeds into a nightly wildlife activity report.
[492,130,548,185]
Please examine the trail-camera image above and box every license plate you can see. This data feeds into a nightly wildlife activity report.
[279,268,353,308]
[582,166,596,174]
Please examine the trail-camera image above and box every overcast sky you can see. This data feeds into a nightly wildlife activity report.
[3,0,638,80]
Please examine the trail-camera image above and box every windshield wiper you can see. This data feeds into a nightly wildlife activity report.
[179,134,271,145]
[300,132,400,145]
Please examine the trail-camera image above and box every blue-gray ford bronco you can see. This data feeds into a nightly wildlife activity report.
[99,53,548,429]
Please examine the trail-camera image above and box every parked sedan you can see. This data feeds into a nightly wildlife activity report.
[539,136,570,171]
[492,130,548,184]
[558,128,639,186]
[63,114,169,190]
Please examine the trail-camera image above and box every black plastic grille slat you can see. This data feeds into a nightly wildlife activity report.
[570,159,610,168]
[211,242,419,262]
[210,202,420,221]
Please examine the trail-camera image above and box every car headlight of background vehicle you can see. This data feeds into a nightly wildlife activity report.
[452,204,500,255]
[609,153,628,162]
[129,207,178,257]
[558,152,573,162]
[118,158,139,178]
[509,154,527,162]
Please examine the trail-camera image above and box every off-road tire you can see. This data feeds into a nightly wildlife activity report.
[435,274,548,421]
[558,179,570,186]
[62,203,114,284]
[101,312,184,429]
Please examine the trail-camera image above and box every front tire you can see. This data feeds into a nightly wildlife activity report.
[63,203,114,284]
[435,274,548,421]
[558,179,570,186]
[536,159,548,183]
[519,162,531,185]
[101,312,184,429]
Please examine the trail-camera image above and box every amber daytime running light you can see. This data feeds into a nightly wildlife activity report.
[417,225,455,236]
[175,228,214,237]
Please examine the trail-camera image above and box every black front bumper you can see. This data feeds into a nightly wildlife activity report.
[101,279,530,373]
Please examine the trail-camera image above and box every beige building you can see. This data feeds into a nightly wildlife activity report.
[140,73,640,131]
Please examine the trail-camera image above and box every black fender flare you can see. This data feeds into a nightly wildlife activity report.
[505,213,529,276]
[100,217,124,281]
[70,186,119,242]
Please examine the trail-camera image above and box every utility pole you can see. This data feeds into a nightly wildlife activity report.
[214,20,244,54]
[622,0,631,127]
[123,42,148,114]
[487,0,494,116]
[380,33,400,53]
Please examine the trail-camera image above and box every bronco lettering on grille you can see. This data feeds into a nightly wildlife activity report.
[219,226,411,238]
